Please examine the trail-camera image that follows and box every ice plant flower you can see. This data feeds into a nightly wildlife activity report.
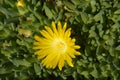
[17,0,24,7]
[33,21,81,70]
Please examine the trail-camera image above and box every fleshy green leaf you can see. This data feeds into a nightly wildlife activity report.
[11,59,31,67]
[43,3,53,19]
[34,63,41,75]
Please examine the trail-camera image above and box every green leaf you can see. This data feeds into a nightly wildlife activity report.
[17,7,28,15]
[115,45,120,50]
[43,3,53,19]
[56,0,62,7]
[0,0,3,5]
[96,45,103,55]
[90,0,96,12]
[0,67,12,74]
[114,9,120,14]
[0,25,3,30]
[0,6,9,17]
[11,59,31,67]
[90,66,98,78]
[53,71,58,77]
[1,49,11,58]
[111,23,119,32]
[89,28,97,38]
[85,46,91,56]
[71,0,80,5]
[75,15,82,23]
[109,47,115,56]
[81,71,89,79]
[96,24,104,37]
[34,63,41,75]
[93,11,103,23]
[55,9,64,22]
[101,71,108,77]
[103,34,109,40]
[63,1,76,10]
[80,12,88,24]
[4,17,19,24]
[72,72,77,80]
[82,24,88,32]
[0,6,18,17]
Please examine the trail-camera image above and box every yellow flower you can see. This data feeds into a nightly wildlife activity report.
[33,21,81,70]
[17,0,24,7]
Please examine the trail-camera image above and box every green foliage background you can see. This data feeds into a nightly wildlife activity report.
[0,0,120,80]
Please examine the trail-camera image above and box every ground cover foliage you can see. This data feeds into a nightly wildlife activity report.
[0,0,120,80]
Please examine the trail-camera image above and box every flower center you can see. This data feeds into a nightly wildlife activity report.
[56,42,64,49]
[53,39,67,53]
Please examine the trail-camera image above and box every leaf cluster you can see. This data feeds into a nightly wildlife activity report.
[0,0,120,80]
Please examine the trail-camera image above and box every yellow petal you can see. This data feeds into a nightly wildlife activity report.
[34,35,52,44]
[74,45,80,49]
[37,53,47,59]
[74,51,81,55]
[33,42,41,46]
[33,45,49,49]
[36,50,50,59]
[40,30,52,39]
[34,50,42,55]
[52,21,58,34]
[67,52,76,58]
[65,54,74,67]
[58,54,65,70]
[64,28,71,38]
[45,26,54,36]
[41,53,55,66]
[51,54,60,69]
[34,50,48,60]
[72,38,76,43]
[34,35,42,42]
[58,21,62,32]
[67,48,80,56]
[63,22,67,32]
